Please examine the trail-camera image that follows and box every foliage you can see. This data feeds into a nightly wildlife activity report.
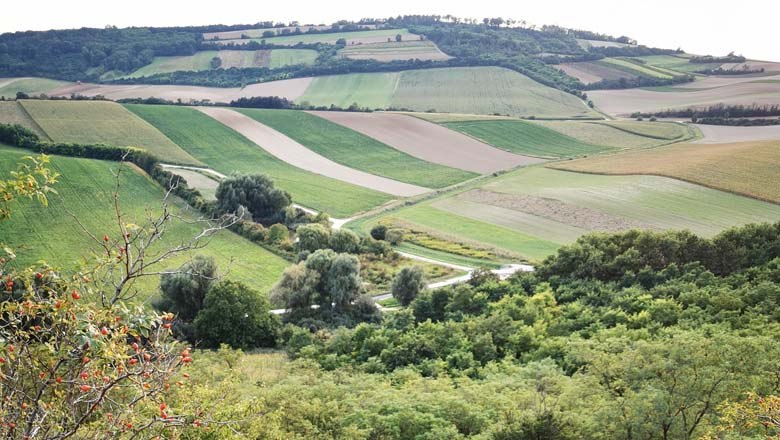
[193,280,280,349]
[632,103,780,119]
[297,223,331,252]
[329,229,361,254]
[370,224,387,240]
[391,266,426,306]
[0,154,58,220]
[215,174,291,224]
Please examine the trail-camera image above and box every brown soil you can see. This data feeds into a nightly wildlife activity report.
[197,107,430,197]
[310,111,544,174]
[694,124,780,144]
[461,189,655,232]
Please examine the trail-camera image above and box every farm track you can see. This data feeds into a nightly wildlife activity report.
[197,107,431,197]
[310,111,544,173]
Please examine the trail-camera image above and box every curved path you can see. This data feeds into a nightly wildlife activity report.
[310,111,544,174]
[198,107,430,197]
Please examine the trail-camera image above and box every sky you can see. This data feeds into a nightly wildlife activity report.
[2,0,777,61]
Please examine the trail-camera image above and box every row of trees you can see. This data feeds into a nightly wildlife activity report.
[632,103,780,119]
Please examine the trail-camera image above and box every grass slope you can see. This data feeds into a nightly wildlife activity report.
[20,100,200,165]
[532,121,690,149]
[235,109,476,188]
[126,51,218,78]
[391,67,598,119]
[268,49,318,68]
[442,120,614,158]
[0,78,69,98]
[0,146,288,298]
[297,72,400,109]
[127,49,317,77]
[339,41,450,62]
[597,58,679,79]
[595,121,689,140]
[0,101,49,138]
[551,140,780,204]
[126,104,391,217]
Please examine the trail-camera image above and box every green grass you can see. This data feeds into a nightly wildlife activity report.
[297,67,598,119]
[532,121,687,149]
[268,49,318,68]
[394,242,503,269]
[127,49,317,77]
[297,72,400,109]
[391,67,598,119]
[126,51,218,78]
[0,78,69,98]
[378,297,400,307]
[339,40,450,61]
[234,108,476,188]
[0,146,289,299]
[442,120,614,158]
[125,104,392,217]
[597,58,678,79]
[594,121,688,140]
[0,101,48,138]
[631,55,720,74]
[20,100,201,165]
[241,29,412,46]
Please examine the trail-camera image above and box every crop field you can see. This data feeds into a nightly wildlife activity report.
[126,104,392,217]
[296,72,400,109]
[531,120,690,149]
[0,101,48,138]
[223,29,415,46]
[355,165,780,261]
[695,124,780,144]
[594,120,691,140]
[632,55,720,74]
[0,77,70,98]
[441,120,614,158]
[20,100,201,165]
[404,112,515,123]
[551,140,780,203]
[339,40,451,62]
[576,39,632,49]
[234,109,476,188]
[203,24,332,40]
[557,62,634,84]
[590,74,780,115]
[298,67,598,118]
[0,146,289,298]
[596,58,680,79]
[312,111,542,174]
[126,49,317,77]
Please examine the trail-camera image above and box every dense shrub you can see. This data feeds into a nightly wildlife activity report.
[214,174,291,224]
[391,266,426,306]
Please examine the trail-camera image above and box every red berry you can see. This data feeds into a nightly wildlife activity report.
[71,290,81,300]
[100,327,109,336]
[103,235,109,242]
[80,372,88,380]
[80,385,91,392]
[56,377,62,383]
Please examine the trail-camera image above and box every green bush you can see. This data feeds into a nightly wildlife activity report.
[370,224,387,240]
[391,266,426,306]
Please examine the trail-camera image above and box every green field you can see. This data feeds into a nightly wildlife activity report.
[532,120,692,149]
[354,166,780,261]
[127,49,317,77]
[0,101,48,138]
[597,58,680,79]
[442,120,614,158]
[297,67,598,118]
[20,100,201,165]
[234,108,476,188]
[0,146,288,298]
[0,77,69,98]
[338,40,450,62]
[631,55,721,74]
[595,120,690,140]
[297,72,400,109]
[240,29,412,46]
[126,104,392,217]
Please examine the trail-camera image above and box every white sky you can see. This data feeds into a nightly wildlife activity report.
[2,0,778,61]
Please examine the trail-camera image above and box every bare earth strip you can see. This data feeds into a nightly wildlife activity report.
[310,112,544,174]
[591,74,780,115]
[460,188,656,232]
[47,78,312,103]
[197,107,430,197]
[694,124,780,144]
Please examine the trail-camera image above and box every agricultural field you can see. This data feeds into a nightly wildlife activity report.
[596,57,681,79]
[0,100,48,138]
[298,67,598,118]
[338,40,451,62]
[440,120,614,158]
[19,100,201,165]
[221,29,416,46]
[590,73,780,115]
[126,49,318,77]
[296,72,400,109]
[312,111,542,174]
[203,24,332,40]
[531,120,695,149]
[594,120,692,140]
[0,77,70,98]
[552,140,780,204]
[695,124,780,144]
[556,61,636,84]
[357,165,780,261]
[234,109,476,188]
[0,145,289,298]
[126,104,392,217]
[575,39,632,49]
[632,54,720,74]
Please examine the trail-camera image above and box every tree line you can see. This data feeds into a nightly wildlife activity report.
[632,103,780,119]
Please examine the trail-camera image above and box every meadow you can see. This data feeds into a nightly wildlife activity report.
[0,77,69,98]
[552,140,780,203]
[533,120,697,149]
[20,100,201,165]
[126,49,318,78]
[338,40,451,62]
[225,29,414,46]
[596,57,680,79]
[441,119,614,158]
[594,120,691,140]
[297,67,598,119]
[126,104,392,217]
[632,54,721,74]
[0,145,289,298]
[235,108,477,188]
[0,101,48,138]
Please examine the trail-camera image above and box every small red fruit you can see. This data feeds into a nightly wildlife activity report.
[80,385,91,392]
[71,290,81,300]
[80,372,88,380]
[103,234,109,242]
[159,402,166,411]
[163,323,171,329]
[35,272,43,279]
[56,376,62,383]
[100,327,109,336]
[131,342,139,351]
[129,358,138,365]
[82,356,90,364]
